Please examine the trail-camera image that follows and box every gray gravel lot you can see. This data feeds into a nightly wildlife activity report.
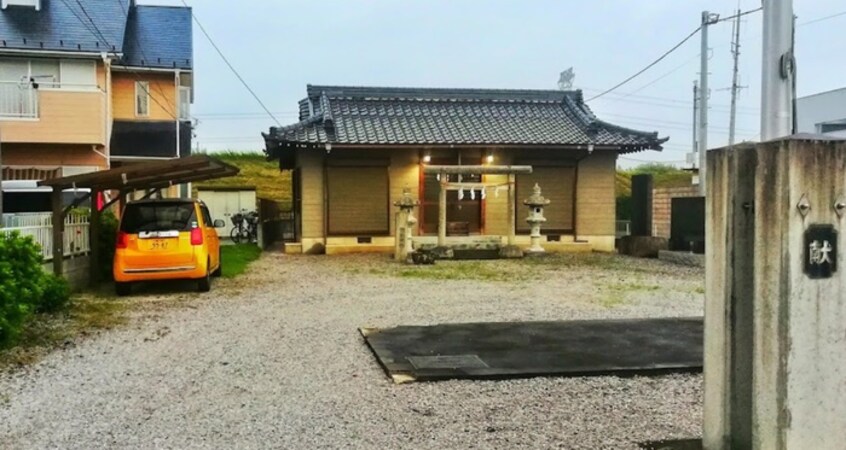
[0,252,704,449]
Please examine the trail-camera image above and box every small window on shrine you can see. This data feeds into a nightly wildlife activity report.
[357,237,372,244]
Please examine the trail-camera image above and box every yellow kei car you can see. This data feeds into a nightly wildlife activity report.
[113,199,225,296]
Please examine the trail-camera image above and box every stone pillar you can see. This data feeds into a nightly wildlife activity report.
[631,174,653,236]
[500,173,523,258]
[393,187,419,262]
[705,138,846,449]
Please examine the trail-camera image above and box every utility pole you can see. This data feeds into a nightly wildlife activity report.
[728,9,744,148]
[692,80,699,168]
[698,11,719,196]
[761,0,795,140]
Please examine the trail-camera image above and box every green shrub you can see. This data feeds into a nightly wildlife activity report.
[98,210,119,281]
[616,195,632,221]
[36,274,71,313]
[0,232,46,347]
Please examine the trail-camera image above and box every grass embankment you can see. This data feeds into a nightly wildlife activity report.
[193,151,292,209]
[0,245,263,370]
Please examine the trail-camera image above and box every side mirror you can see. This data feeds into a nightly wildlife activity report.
[213,219,225,228]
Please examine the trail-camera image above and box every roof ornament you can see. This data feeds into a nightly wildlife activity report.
[558,67,575,90]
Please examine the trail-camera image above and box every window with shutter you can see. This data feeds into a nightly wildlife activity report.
[327,166,389,235]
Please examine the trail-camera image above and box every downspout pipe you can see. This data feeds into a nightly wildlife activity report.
[175,70,181,158]
[101,52,112,169]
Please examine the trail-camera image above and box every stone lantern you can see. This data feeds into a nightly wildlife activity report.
[393,186,419,262]
[523,183,550,254]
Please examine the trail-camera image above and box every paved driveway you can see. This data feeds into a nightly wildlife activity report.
[0,252,704,449]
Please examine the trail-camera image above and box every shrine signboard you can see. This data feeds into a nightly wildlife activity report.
[804,224,837,279]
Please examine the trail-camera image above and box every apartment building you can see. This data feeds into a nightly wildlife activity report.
[0,0,193,187]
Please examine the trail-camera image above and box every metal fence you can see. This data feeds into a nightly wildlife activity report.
[1,214,90,261]
[0,81,38,118]
[2,212,53,227]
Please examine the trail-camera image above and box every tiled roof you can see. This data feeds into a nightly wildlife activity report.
[0,1,192,70]
[120,6,192,70]
[265,85,667,153]
[0,0,130,53]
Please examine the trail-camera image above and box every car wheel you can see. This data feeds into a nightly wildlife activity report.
[212,251,222,277]
[197,259,212,292]
[115,282,132,297]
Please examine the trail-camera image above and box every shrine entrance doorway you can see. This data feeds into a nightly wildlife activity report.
[421,156,482,235]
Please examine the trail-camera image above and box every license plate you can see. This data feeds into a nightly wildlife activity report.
[150,239,169,250]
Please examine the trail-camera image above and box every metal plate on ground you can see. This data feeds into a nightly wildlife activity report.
[407,354,489,370]
[360,317,703,383]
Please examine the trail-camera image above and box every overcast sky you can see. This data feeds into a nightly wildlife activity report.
[145,0,846,167]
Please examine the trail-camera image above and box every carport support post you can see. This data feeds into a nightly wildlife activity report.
[50,189,64,276]
[704,138,846,449]
[89,189,101,285]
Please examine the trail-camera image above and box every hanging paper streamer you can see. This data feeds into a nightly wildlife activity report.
[481,187,487,200]
[470,189,476,200]
[458,188,464,200]
[436,173,441,181]
[495,186,501,198]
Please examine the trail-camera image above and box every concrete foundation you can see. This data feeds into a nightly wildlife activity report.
[618,235,668,258]
[658,250,705,268]
[42,255,90,290]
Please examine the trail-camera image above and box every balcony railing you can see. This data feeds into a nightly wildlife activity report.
[0,81,38,119]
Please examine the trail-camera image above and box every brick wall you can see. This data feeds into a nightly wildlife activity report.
[652,185,700,239]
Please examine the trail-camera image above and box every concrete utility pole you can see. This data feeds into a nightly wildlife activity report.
[761,0,795,140]
[692,81,699,168]
[698,11,719,196]
[728,9,743,148]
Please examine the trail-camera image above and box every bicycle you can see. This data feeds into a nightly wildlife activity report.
[230,210,258,244]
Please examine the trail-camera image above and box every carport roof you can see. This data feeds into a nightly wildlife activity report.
[38,155,239,191]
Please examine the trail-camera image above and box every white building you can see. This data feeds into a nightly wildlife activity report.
[796,87,846,138]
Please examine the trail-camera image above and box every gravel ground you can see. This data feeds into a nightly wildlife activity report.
[0,252,704,449]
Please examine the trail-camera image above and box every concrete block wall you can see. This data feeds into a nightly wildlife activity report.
[41,255,90,290]
[652,185,699,239]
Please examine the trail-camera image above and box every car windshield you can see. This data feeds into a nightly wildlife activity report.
[120,202,197,233]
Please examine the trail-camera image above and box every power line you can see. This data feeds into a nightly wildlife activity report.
[799,10,846,27]
[583,87,759,112]
[180,0,282,127]
[621,54,700,98]
[715,7,763,24]
[598,111,757,134]
[194,111,300,117]
[58,0,180,121]
[112,0,180,119]
[587,25,702,102]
